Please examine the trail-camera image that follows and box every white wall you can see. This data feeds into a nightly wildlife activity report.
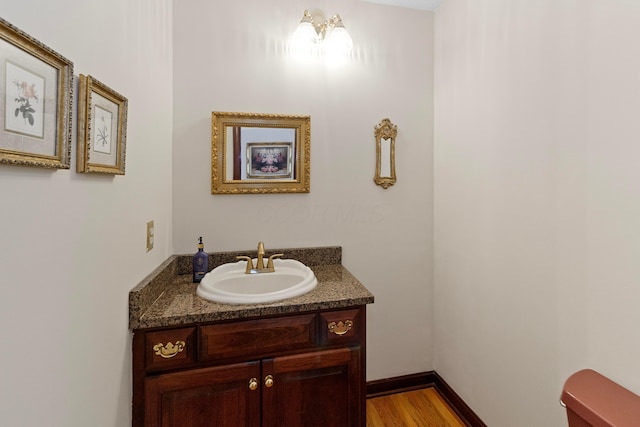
[434,0,640,425]
[172,0,434,381]
[0,2,173,426]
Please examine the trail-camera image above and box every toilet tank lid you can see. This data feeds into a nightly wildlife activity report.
[561,369,640,427]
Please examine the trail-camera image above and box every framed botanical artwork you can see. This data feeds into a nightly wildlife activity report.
[77,74,128,174]
[0,17,73,168]
[246,142,293,179]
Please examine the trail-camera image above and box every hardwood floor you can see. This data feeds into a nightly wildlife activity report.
[367,388,466,427]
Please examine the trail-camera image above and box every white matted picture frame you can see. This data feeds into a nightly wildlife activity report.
[0,17,73,169]
[246,142,293,179]
[77,74,128,174]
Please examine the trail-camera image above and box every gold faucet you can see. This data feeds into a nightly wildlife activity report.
[256,241,266,271]
[237,242,284,274]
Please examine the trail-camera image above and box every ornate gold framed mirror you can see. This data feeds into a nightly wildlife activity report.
[374,118,397,189]
[211,112,310,194]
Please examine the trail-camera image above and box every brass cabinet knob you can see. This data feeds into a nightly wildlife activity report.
[264,375,274,388]
[328,320,353,336]
[249,378,258,391]
[152,341,186,359]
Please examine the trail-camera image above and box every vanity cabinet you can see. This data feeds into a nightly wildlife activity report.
[132,307,366,427]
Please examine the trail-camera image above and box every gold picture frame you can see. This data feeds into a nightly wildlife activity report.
[77,74,128,174]
[212,111,310,194]
[0,17,73,169]
[374,118,397,189]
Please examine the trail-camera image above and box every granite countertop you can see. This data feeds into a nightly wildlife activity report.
[129,246,374,330]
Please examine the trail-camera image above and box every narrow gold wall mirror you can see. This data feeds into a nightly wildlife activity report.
[374,118,397,189]
[211,112,310,194]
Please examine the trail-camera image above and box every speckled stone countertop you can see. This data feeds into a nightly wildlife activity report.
[129,246,374,330]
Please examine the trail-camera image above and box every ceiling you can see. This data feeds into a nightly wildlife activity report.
[361,0,444,11]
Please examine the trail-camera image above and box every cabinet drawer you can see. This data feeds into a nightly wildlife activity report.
[145,327,196,371]
[319,308,362,346]
[200,314,317,361]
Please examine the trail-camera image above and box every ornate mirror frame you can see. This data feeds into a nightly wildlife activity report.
[374,118,397,189]
[211,112,310,194]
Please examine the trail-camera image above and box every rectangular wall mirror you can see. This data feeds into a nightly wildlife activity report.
[211,111,310,194]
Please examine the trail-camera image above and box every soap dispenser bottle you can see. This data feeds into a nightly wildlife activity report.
[193,237,208,283]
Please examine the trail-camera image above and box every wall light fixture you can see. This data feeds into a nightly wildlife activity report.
[292,9,354,56]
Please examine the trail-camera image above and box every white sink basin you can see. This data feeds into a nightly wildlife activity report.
[196,259,317,304]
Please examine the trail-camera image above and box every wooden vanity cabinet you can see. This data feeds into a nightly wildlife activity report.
[133,307,366,427]
[144,362,261,427]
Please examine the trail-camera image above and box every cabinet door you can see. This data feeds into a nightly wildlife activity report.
[262,347,363,427]
[145,361,260,427]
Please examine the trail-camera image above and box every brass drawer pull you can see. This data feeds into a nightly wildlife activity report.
[153,341,186,359]
[328,320,353,336]
[265,375,274,388]
[249,378,258,391]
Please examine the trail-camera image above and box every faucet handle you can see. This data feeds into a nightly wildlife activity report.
[236,256,254,274]
[266,254,284,271]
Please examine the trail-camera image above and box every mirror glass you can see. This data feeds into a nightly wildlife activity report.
[212,112,310,194]
[379,137,392,178]
[224,127,296,181]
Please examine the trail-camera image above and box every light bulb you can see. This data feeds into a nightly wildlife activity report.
[294,22,317,45]
[292,10,318,49]
[324,14,353,56]
[325,26,353,53]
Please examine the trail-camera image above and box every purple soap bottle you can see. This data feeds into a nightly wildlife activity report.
[192,237,208,283]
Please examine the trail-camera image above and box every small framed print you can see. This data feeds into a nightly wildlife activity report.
[77,74,128,174]
[0,17,73,168]
[246,142,293,179]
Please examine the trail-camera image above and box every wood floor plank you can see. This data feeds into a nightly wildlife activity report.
[366,400,387,427]
[368,393,407,426]
[422,388,467,426]
[367,388,466,427]
[390,392,431,427]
